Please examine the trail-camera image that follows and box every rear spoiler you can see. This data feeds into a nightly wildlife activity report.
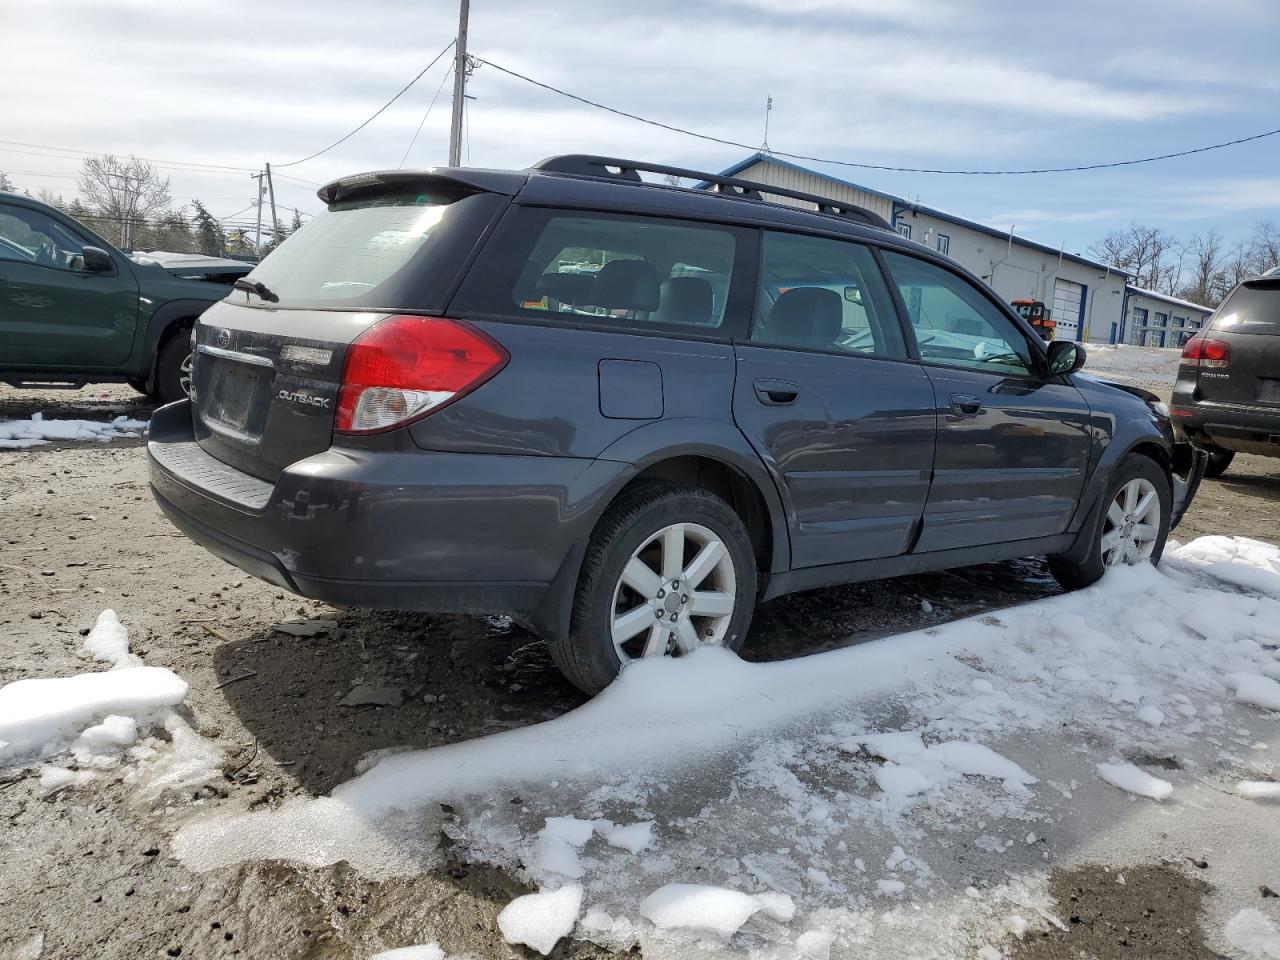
[317,167,528,205]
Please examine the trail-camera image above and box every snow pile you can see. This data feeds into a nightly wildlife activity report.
[172,538,1280,957]
[1233,674,1280,712]
[1175,536,1280,598]
[1095,761,1174,801]
[0,412,149,449]
[1224,908,1280,959]
[497,884,583,955]
[0,610,222,801]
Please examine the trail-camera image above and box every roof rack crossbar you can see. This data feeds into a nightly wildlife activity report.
[531,154,890,230]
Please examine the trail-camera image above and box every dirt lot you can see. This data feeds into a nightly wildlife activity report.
[1,380,1278,960]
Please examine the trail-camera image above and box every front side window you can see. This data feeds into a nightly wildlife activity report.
[459,209,739,332]
[752,231,907,359]
[880,250,1034,376]
[0,204,87,270]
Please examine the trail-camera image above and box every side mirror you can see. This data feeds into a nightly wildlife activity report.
[81,245,113,272]
[1046,339,1086,376]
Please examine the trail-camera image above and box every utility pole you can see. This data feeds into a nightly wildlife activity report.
[251,170,265,257]
[448,0,471,167]
[264,162,281,250]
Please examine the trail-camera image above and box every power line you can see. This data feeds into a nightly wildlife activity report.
[400,63,455,168]
[274,40,455,169]
[474,56,1280,177]
[0,139,257,173]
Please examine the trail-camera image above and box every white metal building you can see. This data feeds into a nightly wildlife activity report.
[1121,286,1213,348]
[700,154,1130,343]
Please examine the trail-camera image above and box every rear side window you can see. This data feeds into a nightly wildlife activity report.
[244,188,503,310]
[753,231,907,359]
[454,208,742,333]
[1212,282,1280,335]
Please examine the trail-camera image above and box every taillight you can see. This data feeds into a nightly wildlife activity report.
[335,315,508,434]
[1180,337,1231,370]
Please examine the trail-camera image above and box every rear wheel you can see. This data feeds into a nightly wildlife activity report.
[126,377,150,396]
[1049,455,1171,591]
[1204,447,1235,478]
[550,482,757,696]
[154,330,193,404]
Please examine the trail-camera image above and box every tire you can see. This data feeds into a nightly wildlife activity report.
[1048,454,1172,591]
[1204,447,1234,479]
[154,330,193,404]
[549,481,758,696]
[126,377,150,396]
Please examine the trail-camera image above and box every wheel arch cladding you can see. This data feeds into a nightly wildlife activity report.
[142,300,213,376]
[529,423,789,645]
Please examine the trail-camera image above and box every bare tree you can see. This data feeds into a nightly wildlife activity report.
[77,155,173,249]
[0,171,14,192]
[1179,229,1224,306]
[1246,220,1280,275]
[1088,223,1178,291]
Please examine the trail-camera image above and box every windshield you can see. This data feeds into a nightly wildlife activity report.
[242,188,500,310]
[1211,281,1280,336]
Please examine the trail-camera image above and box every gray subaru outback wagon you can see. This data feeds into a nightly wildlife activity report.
[148,155,1206,694]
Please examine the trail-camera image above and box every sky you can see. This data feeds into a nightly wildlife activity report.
[1,0,1278,258]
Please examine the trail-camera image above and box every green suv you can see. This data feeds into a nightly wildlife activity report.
[0,191,246,403]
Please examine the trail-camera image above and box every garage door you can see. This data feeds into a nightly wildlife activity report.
[1052,279,1084,341]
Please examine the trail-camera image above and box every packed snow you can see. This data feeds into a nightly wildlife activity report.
[1238,781,1280,800]
[497,884,583,955]
[1080,343,1182,395]
[0,412,149,449]
[169,538,1280,958]
[0,610,222,801]
[1224,908,1280,959]
[1094,761,1174,801]
[368,945,447,960]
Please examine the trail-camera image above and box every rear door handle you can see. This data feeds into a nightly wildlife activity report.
[754,379,799,406]
[950,393,983,415]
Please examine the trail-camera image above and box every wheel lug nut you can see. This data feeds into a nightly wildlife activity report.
[670,613,679,622]
[672,580,680,589]
[655,608,663,619]
[657,588,665,599]
[681,595,689,604]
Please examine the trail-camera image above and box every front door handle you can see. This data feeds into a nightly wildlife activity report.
[754,379,799,406]
[949,393,983,416]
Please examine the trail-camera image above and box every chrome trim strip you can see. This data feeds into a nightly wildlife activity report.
[196,343,275,369]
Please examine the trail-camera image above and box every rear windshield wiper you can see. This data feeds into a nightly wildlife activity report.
[233,277,279,303]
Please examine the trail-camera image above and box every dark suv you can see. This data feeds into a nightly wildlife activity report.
[1173,267,1280,477]
[147,156,1205,694]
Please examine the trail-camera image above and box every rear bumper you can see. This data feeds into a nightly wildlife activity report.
[146,400,625,620]
[1172,399,1280,457]
[1170,445,1207,531]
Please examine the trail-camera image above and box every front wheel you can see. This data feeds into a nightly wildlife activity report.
[550,482,758,696]
[1049,455,1172,591]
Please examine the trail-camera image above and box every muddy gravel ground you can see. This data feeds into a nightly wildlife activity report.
[2,382,1279,960]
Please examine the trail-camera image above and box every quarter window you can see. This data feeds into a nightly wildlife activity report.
[752,231,908,359]
[0,204,87,270]
[462,210,739,331]
[880,250,1034,376]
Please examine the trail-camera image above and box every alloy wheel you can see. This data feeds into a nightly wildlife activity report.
[1101,477,1161,567]
[609,522,737,661]
[179,352,194,397]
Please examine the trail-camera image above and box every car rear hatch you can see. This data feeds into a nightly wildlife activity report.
[1188,277,1280,410]
[188,169,519,482]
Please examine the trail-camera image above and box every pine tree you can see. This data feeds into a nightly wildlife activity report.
[190,200,224,257]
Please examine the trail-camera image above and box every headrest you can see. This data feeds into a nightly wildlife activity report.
[765,287,843,346]
[589,259,660,312]
[657,276,714,326]
[536,272,594,305]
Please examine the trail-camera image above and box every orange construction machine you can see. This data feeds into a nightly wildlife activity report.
[1011,298,1056,341]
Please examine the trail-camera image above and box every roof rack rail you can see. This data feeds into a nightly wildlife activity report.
[531,154,891,230]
